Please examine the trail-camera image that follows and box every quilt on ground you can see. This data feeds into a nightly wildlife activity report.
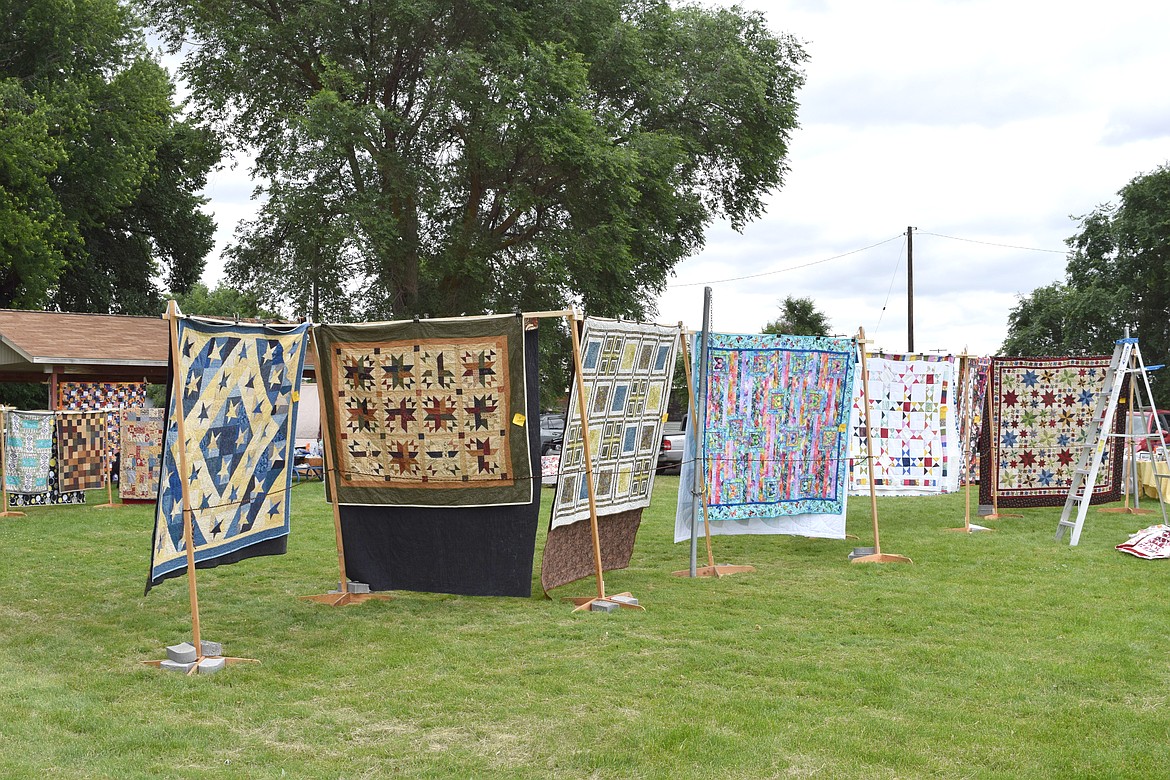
[148,318,309,589]
[551,318,678,528]
[120,408,164,500]
[849,353,960,495]
[4,411,53,494]
[56,411,107,492]
[978,355,1124,508]
[314,315,532,507]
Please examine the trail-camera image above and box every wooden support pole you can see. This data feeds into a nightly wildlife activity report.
[852,327,912,564]
[301,332,391,606]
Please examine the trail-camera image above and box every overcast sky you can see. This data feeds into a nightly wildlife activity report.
[195,0,1170,355]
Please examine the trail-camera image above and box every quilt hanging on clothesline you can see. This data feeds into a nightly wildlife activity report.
[4,410,54,494]
[849,353,960,495]
[551,318,678,528]
[979,355,1124,508]
[673,333,855,541]
[120,407,164,500]
[148,318,309,590]
[314,315,533,507]
[57,381,147,464]
[56,411,107,492]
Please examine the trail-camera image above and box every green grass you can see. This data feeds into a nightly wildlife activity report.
[1,480,1168,779]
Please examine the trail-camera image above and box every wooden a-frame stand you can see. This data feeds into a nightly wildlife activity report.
[671,324,753,578]
[0,407,27,518]
[562,310,645,612]
[851,328,912,565]
[93,408,124,509]
[1099,352,1154,516]
[947,352,992,533]
[143,301,259,673]
[300,334,392,606]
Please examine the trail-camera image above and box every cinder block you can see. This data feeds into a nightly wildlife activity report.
[197,657,227,675]
[590,599,619,613]
[199,640,223,658]
[159,660,196,673]
[165,642,197,664]
[347,581,371,594]
[608,594,639,606]
[848,547,875,561]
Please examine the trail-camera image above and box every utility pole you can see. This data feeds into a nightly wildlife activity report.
[907,226,915,352]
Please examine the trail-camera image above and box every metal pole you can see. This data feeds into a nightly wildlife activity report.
[690,287,712,576]
[907,226,915,352]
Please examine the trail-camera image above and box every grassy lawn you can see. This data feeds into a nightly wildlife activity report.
[0,478,1167,779]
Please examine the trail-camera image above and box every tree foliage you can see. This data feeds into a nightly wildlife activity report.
[0,0,218,313]
[145,0,807,322]
[1002,164,1170,381]
[761,295,832,337]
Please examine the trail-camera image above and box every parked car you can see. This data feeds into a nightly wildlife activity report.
[656,415,687,474]
[539,413,565,454]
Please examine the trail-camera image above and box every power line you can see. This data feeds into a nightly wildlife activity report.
[916,231,1067,254]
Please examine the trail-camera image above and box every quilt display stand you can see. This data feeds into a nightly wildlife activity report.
[93,408,124,509]
[300,336,393,606]
[1099,349,1154,516]
[851,328,912,565]
[670,324,754,579]
[562,310,644,613]
[948,353,991,533]
[144,301,259,673]
[0,407,26,518]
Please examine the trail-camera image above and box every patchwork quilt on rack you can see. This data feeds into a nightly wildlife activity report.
[4,411,53,494]
[56,411,107,492]
[120,407,164,500]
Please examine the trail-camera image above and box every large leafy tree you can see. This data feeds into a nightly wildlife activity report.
[0,0,218,313]
[761,295,832,336]
[1002,163,1170,388]
[144,0,807,322]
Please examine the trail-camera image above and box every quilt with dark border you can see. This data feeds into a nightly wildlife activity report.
[120,408,164,500]
[551,319,678,528]
[4,411,53,494]
[147,318,309,591]
[56,411,107,492]
[703,333,856,520]
[978,355,1124,508]
[314,316,532,507]
[335,326,541,597]
[849,353,959,495]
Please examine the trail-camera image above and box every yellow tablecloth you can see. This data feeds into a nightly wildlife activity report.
[1135,460,1170,503]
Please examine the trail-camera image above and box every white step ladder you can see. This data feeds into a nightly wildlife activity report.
[1056,338,1170,545]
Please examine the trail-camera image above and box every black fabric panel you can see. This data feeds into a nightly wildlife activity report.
[337,325,540,597]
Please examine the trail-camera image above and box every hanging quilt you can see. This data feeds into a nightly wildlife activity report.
[979,355,1124,508]
[542,509,642,593]
[147,318,309,591]
[119,407,164,500]
[849,353,960,495]
[336,326,542,597]
[551,318,678,528]
[314,315,533,507]
[57,380,147,465]
[56,411,107,492]
[4,411,54,494]
[674,333,856,541]
[960,357,992,484]
[8,424,86,507]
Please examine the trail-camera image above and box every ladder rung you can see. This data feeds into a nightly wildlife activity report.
[1057,519,1076,528]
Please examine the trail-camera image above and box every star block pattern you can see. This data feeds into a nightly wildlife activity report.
[552,319,679,528]
[701,333,856,520]
[979,355,1124,507]
[314,316,533,506]
[119,407,164,500]
[850,353,960,494]
[149,319,309,585]
[56,411,107,492]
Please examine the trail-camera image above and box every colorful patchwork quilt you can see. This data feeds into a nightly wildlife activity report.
[120,407,164,500]
[978,355,1124,507]
[314,316,533,507]
[56,411,107,492]
[551,318,678,528]
[148,318,309,588]
[674,333,856,540]
[961,356,991,484]
[57,380,147,463]
[4,410,53,494]
[850,353,960,495]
